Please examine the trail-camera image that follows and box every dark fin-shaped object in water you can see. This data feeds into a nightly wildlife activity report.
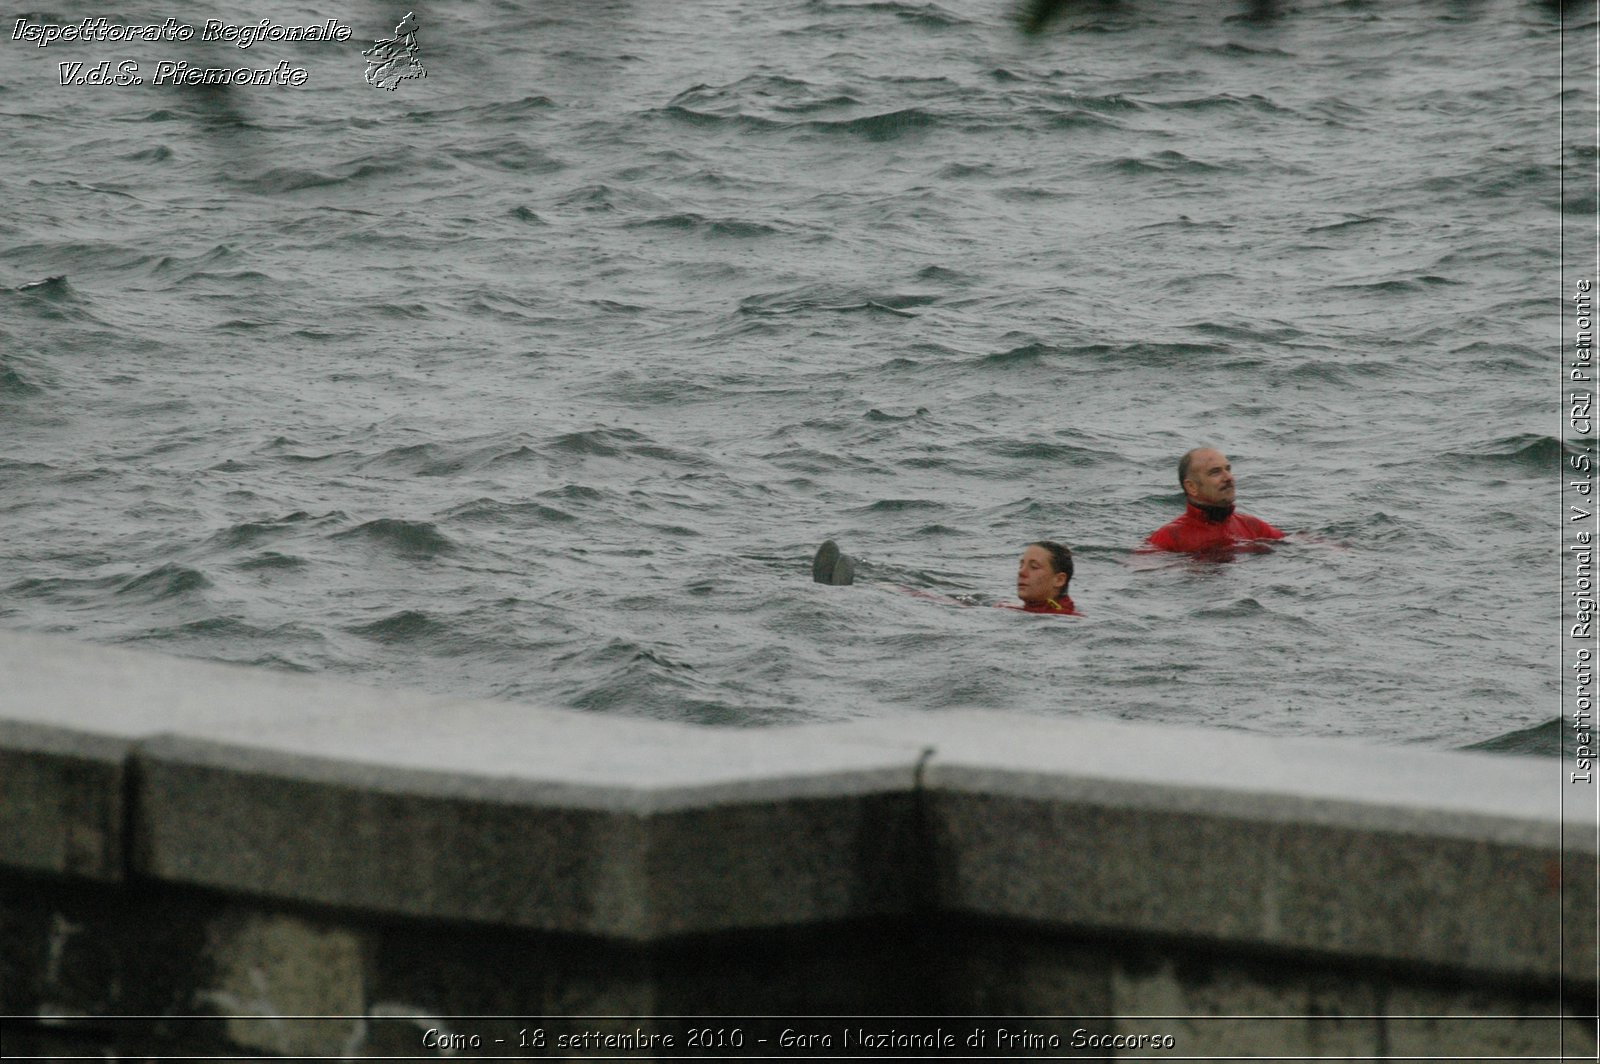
[813,540,841,583]
[812,540,856,585]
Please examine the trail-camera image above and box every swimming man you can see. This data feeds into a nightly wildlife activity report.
[1145,447,1284,552]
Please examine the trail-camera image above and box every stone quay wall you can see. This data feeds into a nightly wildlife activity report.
[1,629,1596,1059]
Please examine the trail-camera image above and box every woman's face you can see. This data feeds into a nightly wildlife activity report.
[1016,545,1066,604]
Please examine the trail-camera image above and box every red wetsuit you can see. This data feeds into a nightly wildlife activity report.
[995,595,1077,615]
[1145,502,1284,553]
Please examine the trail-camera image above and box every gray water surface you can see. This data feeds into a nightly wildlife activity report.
[0,0,1580,748]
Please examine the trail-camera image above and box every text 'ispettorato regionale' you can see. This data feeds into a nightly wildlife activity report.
[12,17,352,86]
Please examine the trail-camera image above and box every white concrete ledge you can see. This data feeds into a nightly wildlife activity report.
[134,713,926,939]
[863,713,1590,982]
[1,628,1593,986]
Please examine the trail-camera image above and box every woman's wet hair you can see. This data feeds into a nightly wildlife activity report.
[1029,540,1074,588]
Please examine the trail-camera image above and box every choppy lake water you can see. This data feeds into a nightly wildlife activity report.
[1,0,1590,752]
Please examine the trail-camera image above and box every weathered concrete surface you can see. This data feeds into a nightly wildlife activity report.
[1,628,1596,1059]
[2,872,938,1058]
[835,712,1596,984]
[0,629,465,879]
[5,874,1593,1060]
[133,700,928,938]
[0,721,128,879]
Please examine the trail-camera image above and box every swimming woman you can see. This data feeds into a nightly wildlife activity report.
[811,539,1077,615]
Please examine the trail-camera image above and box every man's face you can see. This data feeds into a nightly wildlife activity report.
[1184,449,1236,507]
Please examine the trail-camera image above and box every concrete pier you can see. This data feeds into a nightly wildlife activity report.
[1,629,1595,1058]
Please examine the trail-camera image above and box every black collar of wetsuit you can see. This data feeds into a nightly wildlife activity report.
[1190,500,1235,523]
